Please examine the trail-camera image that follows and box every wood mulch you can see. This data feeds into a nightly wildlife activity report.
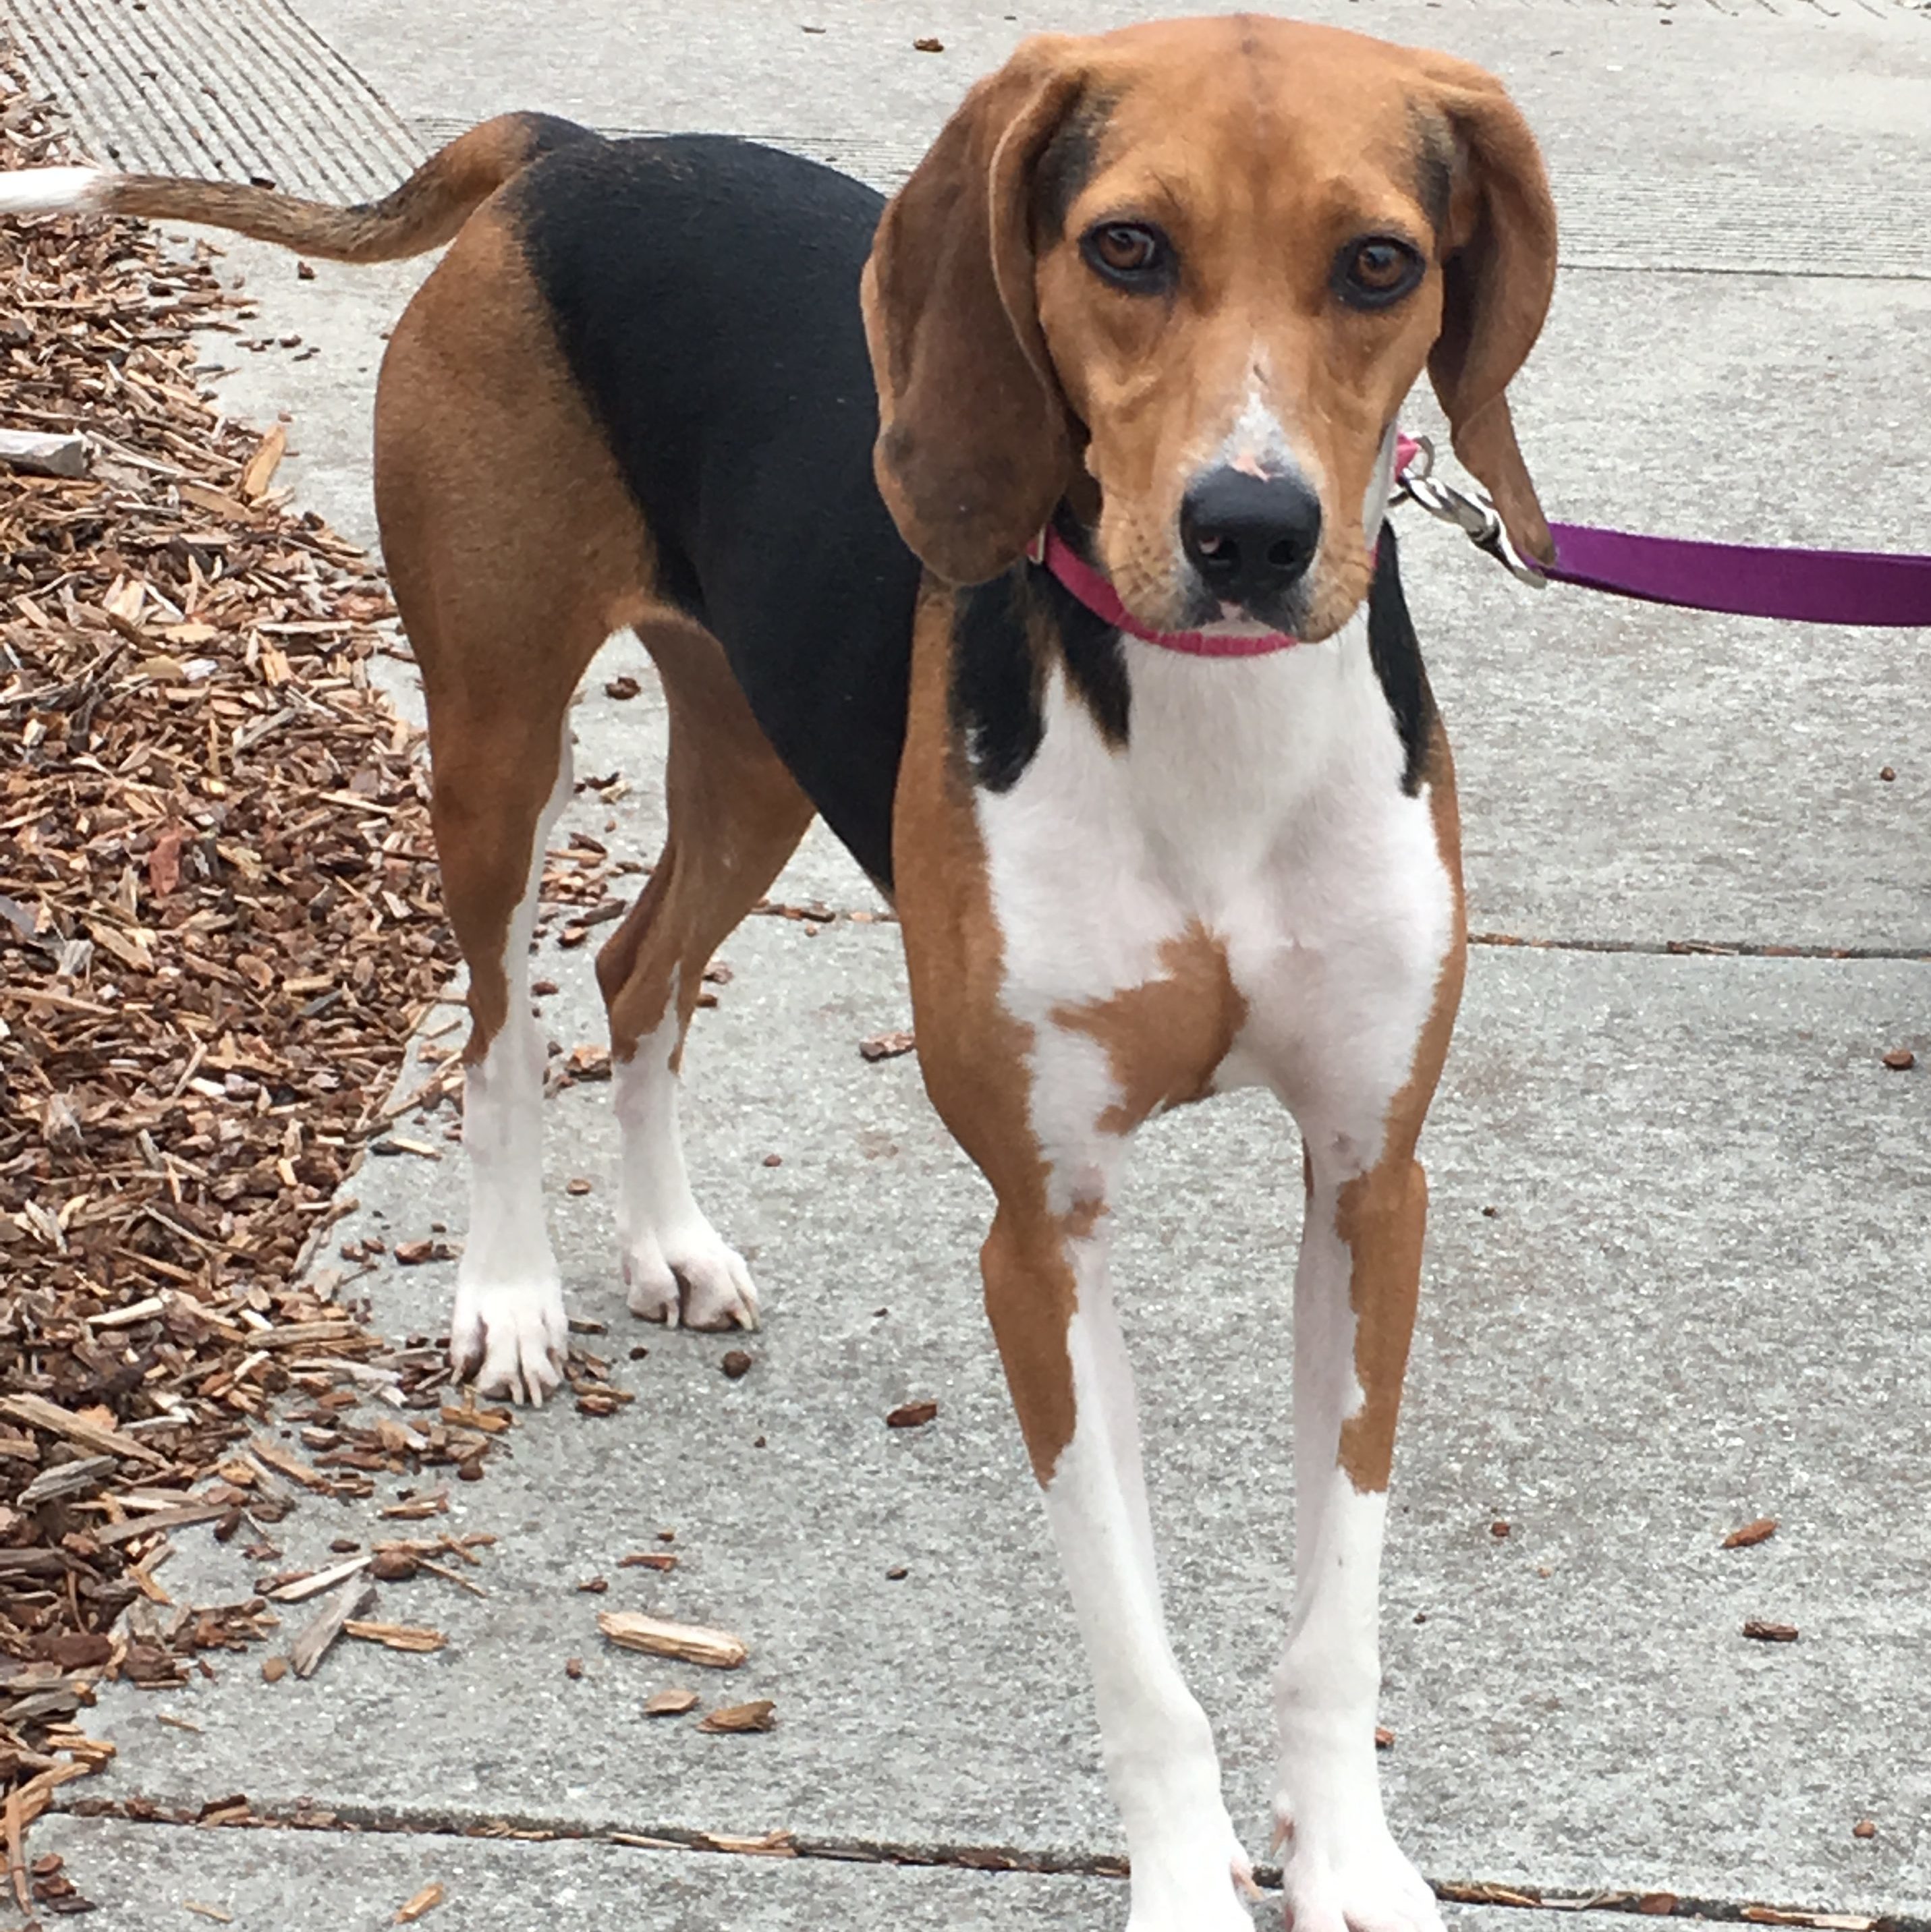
[0,47,616,1896]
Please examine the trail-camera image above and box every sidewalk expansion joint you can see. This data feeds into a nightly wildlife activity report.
[1469,933,1930,963]
[54,1796,1930,1932]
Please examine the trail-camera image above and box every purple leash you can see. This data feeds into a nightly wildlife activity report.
[1393,436,1931,628]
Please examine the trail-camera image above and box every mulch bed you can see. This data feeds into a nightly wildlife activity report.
[0,46,569,1906]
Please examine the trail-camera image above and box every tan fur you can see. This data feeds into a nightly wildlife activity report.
[860,42,1087,586]
[99,115,569,262]
[594,614,814,1072]
[893,590,1082,1484]
[863,16,1558,617]
[1334,716,1467,1493]
[1051,924,1248,1135]
[372,210,810,1116]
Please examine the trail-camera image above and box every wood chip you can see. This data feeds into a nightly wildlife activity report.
[692,1828,795,1854]
[696,1699,777,1733]
[3,1781,26,1922]
[1741,1911,1873,1929]
[248,1435,334,1493]
[289,1577,377,1678]
[344,1620,447,1653]
[268,1554,371,1601]
[236,422,287,501]
[183,1903,235,1924]
[0,1393,165,1466]
[1742,1620,1799,1643]
[1722,1517,1779,1550]
[886,1400,939,1429]
[393,1882,445,1923]
[597,1611,747,1670]
[644,1687,700,1716]
[18,1454,117,1505]
[95,1499,231,1545]
[379,1492,451,1521]
[858,1029,916,1062]
[0,427,89,478]
[0,67,492,1803]
[416,1558,487,1598]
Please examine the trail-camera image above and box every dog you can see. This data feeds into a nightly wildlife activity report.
[2,17,1557,1927]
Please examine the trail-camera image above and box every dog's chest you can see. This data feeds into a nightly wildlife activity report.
[974,625,1456,1123]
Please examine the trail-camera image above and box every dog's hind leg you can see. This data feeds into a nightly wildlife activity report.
[432,708,579,1403]
[373,206,653,1400]
[596,615,813,1330]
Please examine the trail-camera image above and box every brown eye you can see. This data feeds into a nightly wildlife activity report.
[1335,235,1424,309]
[1082,221,1171,289]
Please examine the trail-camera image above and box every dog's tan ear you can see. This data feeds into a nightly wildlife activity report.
[862,38,1084,584]
[1424,72,1559,566]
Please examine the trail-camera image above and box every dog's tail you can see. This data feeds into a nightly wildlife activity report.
[0,111,599,261]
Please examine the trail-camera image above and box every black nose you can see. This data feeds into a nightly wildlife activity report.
[1180,469,1323,606]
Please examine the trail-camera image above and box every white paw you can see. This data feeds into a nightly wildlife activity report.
[1275,1822,1440,1932]
[449,1272,569,1405]
[1121,1833,1257,1931]
[1124,1881,1255,1932]
[622,1222,760,1331]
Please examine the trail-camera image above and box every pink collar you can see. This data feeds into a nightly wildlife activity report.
[1026,528,1301,658]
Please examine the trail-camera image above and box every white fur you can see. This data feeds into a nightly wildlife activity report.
[1046,1255,1256,1931]
[448,731,573,1404]
[1274,1196,1438,1932]
[1212,373,1297,482]
[615,969,760,1331]
[0,167,108,216]
[1364,422,1401,546]
[974,470,1453,1929]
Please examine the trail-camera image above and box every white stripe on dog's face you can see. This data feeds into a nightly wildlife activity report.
[0,167,107,216]
[1212,370,1298,483]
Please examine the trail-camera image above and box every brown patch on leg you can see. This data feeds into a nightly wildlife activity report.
[596,614,814,1068]
[1051,921,1248,1134]
[1335,714,1466,1494]
[371,206,657,1061]
[895,587,1079,1485]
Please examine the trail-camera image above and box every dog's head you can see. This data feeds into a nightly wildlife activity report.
[862,16,1557,642]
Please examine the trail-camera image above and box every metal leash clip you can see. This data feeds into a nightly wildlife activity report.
[1392,435,1548,588]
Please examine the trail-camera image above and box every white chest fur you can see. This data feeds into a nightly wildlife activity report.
[975,614,1457,1170]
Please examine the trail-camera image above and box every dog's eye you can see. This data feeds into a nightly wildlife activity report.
[1083,221,1169,288]
[1335,236,1424,310]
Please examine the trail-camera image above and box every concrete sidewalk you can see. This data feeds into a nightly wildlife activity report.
[9,0,1930,1926]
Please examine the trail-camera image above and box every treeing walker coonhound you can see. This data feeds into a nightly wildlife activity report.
[3,18,1557,1927]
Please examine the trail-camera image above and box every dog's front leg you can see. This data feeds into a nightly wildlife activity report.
[1270,1138,1445,1932]
[980,1193,1256,1932]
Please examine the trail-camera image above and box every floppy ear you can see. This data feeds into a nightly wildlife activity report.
[862,38,1085,584]
[1424,74,1559,566]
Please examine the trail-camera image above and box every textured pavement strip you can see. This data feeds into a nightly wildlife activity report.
[8,0,1929,1922]
[0,0,420,198]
